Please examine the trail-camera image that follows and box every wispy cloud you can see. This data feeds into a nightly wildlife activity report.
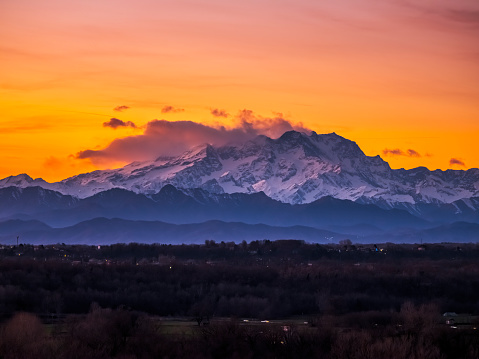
[103,118,137,129]
[394,0,479,25]
[43,156,64,170]
[383,149,403,156]
[211,108,229,118]
[161,106,185,114]
[382,148,422,157]
[0,122,52,134]
[444,9,479,25]
[42,155,97,179]
[113,105,130,112]
[406,149,420,157]
[76,110,310,164]
[450,158,466,167]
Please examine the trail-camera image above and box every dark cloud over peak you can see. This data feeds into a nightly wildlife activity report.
[161,106,185,114]
[450,158,466,167]
[76,110,311,165]
[103,118,137,129]
[383,148,422,158]
[211,108,229,118]
[113,105,130,112]
[235,109,310,139]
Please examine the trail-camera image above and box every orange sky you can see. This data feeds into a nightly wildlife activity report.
[1,0,478,182]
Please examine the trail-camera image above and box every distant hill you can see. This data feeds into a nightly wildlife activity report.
[1,217,477,246]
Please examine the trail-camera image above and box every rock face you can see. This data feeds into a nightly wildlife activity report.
[2,131,479,212]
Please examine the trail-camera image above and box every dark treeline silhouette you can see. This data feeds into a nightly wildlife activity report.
[1,240,479,358]
[1,304,478,358]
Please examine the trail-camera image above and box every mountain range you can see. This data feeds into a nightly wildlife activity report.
[1,131,478,245]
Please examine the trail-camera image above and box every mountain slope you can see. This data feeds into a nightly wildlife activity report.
[0,219,51,236]
[0,218,345,245]
[2,131,477,212]
[0,186,78,218]
[0,185,429,230]
[2,218,476,245]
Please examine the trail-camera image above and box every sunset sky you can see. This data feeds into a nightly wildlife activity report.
[1,0,478,182]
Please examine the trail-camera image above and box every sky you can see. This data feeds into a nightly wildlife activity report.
[1,0,478,182]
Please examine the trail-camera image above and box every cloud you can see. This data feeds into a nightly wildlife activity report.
[406,149,420,157]
[42,155,97,177]
[161,106,185,114]
[0,120,53,134]
[43,156,63,170]
[383,148,404,156]
[450,158,466,167]
[396,1,479,25]
[235,109,310,139]
[76,110,311,164]
[113,105,130,112]
[382,148,422,158]
[211,108,229,118]
[103,118,137,129]
[445,9,479,25]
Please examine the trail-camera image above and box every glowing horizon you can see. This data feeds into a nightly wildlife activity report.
[1,0,478,182]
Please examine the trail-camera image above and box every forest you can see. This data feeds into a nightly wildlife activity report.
[0,240,478,358]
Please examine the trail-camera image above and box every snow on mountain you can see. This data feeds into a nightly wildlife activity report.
[2,131,479,210]
[0,174,51,189]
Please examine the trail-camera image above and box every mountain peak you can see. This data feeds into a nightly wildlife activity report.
[277,130,308,142]
[0,131,477,208]
[176,143,217,162]
[0,173,48,187]
[8,173,33,182]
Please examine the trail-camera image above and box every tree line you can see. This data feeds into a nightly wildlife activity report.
[0,240,479,358]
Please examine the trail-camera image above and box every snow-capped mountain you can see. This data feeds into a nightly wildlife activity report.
[2,131,479,210]
[0,173,51,189]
